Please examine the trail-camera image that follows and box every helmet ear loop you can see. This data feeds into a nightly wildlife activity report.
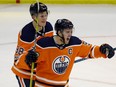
[33,14,39,32]
[61,33,65,44]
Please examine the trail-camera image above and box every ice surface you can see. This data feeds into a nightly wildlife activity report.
[0,4,116,87]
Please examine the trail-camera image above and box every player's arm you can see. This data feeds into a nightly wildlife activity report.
[78,41,115,58]
[14,27,36,60]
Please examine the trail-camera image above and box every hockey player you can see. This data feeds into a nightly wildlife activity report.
[23,19,114,87]
[11,2,53,87]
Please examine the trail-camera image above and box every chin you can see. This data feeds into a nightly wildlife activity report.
[65,38,70,44]
[39,24,45,27]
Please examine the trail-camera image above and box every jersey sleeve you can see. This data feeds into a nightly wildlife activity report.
[89,45,106,58]
[14,31,35,62]
[77,40,106,58]
[77,41,92,58]
[15,52,30,70]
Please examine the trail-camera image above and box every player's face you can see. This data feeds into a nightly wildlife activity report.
[37,12,48,27]
[62,28,73,44]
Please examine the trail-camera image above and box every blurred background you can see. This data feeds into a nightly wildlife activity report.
[0,0,116,87]
[0,0,116,4]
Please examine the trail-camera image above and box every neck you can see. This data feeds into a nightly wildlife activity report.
[53,35,64,45]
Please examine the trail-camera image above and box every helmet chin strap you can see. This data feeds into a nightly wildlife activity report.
[33,15,43,31]
[33,14,38,24]
[57,31,65,45]
[33,16,39,32]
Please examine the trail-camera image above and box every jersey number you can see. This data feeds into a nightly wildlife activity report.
[16,46,24,55]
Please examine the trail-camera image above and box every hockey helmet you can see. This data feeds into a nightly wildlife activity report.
[55,19,73,33]
[29,2,48,16]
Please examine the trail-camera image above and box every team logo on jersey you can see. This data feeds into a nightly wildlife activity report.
[52,55,70,75]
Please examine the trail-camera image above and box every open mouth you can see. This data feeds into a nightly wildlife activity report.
[67,37,70,41]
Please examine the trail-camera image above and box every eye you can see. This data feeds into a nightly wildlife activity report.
[40,15,47,18]
[66,30,72,33]
[39,13,48,18]
[66,31,70,33]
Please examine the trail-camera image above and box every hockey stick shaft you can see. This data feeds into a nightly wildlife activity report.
[30,1,39,87]
[30,62,35,87]
[74,47,116,63]
[30,23,39,87]
[30,24,38,87]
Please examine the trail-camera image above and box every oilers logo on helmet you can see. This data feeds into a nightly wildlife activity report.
[52,55,70,75]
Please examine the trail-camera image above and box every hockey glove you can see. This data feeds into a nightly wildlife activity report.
[25,50,39,68]
[100,44,115,58]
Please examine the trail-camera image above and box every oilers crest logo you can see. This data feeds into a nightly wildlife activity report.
[52,55,70,75]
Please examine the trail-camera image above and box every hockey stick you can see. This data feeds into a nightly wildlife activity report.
[30,26,38,87]
[30,1,39,87]
[74,47,116,63]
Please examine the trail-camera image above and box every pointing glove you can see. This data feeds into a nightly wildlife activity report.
[100,44,115,58]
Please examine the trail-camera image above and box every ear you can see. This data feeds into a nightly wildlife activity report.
[58,30,62,37]
[32,15,36,20]
[32,15,38,23]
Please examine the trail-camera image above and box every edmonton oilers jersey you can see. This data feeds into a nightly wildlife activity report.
[35,36,106,86]
[11,21,53,79]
